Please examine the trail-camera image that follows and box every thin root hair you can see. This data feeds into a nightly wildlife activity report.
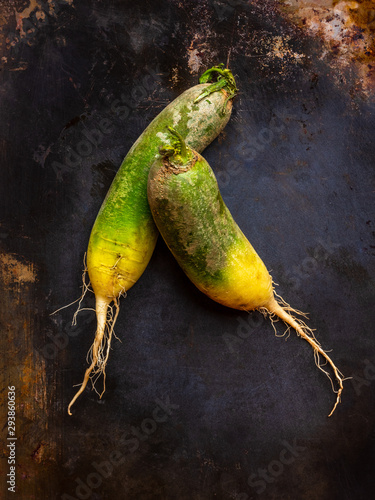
[67,294,121,415]
[50,253,94,320]
[72,257,93,326]
[265,294,346,417]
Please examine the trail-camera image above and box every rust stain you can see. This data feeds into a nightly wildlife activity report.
[188,46,203,73]
[0,2,15,60]
[267,35,305,61]
[31,442,46,463]
[0,253,37,287]
[14,0,39,37]
[14,0,75,37]
[0,0,74,64]
[0,252,54,488]
[253,34,306,75]
[8,62,29,71]
[187,37,209,74]
[184,3,219,74]
[280,0,375,95]
[170,66,180,87]
[19,352,48,423]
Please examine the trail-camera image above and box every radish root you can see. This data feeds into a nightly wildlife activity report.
[51,254,125,414]
[67,296,120,415]
[50,254,92,318]
[259,294,346,417]
[72,260,94,325]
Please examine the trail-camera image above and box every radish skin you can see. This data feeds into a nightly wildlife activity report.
[147,129,345,417]
[68,67,238,415]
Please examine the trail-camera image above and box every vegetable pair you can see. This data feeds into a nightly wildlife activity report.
[69,65,345,417]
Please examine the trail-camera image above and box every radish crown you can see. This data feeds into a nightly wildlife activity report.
[195,63,238,113]
[159,127,195,170]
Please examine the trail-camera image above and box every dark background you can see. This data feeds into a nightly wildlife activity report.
[1,1,375,499]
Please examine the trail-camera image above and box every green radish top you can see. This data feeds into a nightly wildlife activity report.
[196,63,238,113]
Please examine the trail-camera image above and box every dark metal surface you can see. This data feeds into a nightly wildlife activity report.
[1,1,375,499]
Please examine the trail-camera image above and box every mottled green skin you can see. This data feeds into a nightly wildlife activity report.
[148,154,238,285]
[87,84,233,298]
[148,152,273,310]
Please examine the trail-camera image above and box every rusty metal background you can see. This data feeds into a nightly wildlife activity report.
[1,1,375,499]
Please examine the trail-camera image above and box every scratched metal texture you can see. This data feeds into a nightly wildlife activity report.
[1,1,375,499]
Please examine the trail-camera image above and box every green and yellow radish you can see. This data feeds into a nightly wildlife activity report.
[147,128,345,417]
[67,66,237,415]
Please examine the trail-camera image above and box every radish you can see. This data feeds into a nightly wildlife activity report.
[147,128,345,417]
[67,66,238,414]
